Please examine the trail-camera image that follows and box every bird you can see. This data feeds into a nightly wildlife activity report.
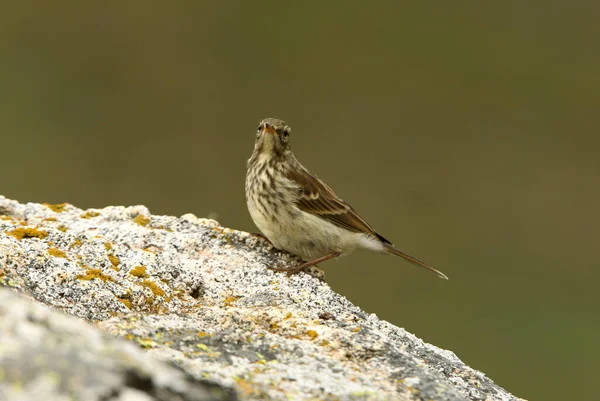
[245,117,448,280]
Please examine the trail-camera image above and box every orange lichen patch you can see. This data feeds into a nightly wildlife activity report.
[42,217,57,222]
[133,215,150,226]
[352,326,361,333]
[76,267,114,282]
[197,331,210,338]
[118,298,132,309]
[69,239,83,248]
[43,203,68,213]
[141,280,165,297]
[306,330,319,340]
[57,225,68,232]
[320,339,330,346]
[0,215,13,221]
[7,227,49,240]
[234,378,267,398]
[107,254,120,267]
[116,290,132,309]
[80,210,100,219]
[104,242,112,251]
[18,221,28,226]
[129,266,147,278]
[47,247,66,258]
[223,296,240,307]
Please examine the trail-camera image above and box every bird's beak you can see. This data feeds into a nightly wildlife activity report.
[263,125,277,136]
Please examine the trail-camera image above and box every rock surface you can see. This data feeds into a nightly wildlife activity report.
[0,195,523,401]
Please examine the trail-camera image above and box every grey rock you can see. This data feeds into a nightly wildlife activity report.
[0,289,236,401]
[0,195,524,401]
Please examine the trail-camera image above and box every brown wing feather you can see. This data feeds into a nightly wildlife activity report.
[285,168,391,244]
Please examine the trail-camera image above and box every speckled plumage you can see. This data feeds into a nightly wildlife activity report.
[245,118,447,279]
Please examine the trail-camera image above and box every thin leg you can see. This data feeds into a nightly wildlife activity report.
[270,250,341,275]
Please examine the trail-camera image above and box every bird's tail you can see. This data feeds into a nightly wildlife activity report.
[382,243,448,280]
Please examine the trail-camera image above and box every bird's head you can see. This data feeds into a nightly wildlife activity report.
[253,118,292,158]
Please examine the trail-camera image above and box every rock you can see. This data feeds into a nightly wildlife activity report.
[0,195,523,401]
[0,288,236,401]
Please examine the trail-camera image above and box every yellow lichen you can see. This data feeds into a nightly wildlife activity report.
[306,330,319,340]
[69,239,83,248]
[44,203,68,213]
[321,339,330,346]
[42,217,57,222]
[141,280,165,296]
[107,254,120,267]
[7,227,49,241]
[352,326,361,333]
[80,210,100,219]
[76,268,114,282]
[223,296,240,307]
[133,215,150,226]
[104,242,112,251]
[137,338,154,348]
[234,378,267,398]
[0,215,13,221]
[57,225,68,232]
[47,247,66,258]
[129,266,147,278]
[118,298,132,309]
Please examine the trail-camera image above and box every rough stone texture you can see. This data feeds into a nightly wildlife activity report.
[0,289,236,401]
[0,195,524,401]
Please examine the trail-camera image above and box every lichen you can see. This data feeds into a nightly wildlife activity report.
[223,296,240,307]
[118,298,132,309]
[129,266,147,278]
[7,227,49,241]
[42,217,57,222]
[43,203,67,213]
[47,247,66,258]
[133,215,150,226]
[80,210,100,219]
[107,254,120,268]
[76,267,114,282]
[306,330,319,340]
[104,242,112,251]
[56,225,68,232]
[141,280,165,296]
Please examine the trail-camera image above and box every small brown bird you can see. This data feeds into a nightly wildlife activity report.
[245,118,447,279]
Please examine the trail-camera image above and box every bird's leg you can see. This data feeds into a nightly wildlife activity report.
[270,250,341,275]
[250,232,273,246]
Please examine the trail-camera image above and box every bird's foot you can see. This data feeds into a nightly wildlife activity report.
[269,262,325,280]
[250,232,273,246]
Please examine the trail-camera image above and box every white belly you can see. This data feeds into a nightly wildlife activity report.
[247,196,380,261]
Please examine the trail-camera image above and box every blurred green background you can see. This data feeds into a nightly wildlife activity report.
[2,2,598,400]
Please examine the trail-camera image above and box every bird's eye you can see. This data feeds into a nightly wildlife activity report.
[282,130,289,139]
[257,124,263,133]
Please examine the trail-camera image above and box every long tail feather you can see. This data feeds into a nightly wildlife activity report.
[382,243,448,280]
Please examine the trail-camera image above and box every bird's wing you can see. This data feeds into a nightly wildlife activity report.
[285,167,391,244]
